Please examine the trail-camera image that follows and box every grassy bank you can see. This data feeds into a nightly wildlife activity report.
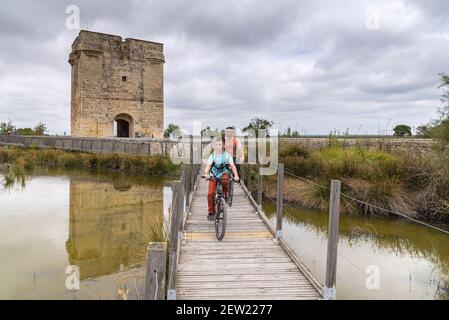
[0,145,178,188]
[262,143,449,223]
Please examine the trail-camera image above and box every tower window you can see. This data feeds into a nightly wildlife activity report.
[122,76,127,82]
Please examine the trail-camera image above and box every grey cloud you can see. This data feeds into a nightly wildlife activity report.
[0,0,447,134]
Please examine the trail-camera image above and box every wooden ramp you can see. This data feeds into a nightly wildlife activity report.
[176,176,322,300]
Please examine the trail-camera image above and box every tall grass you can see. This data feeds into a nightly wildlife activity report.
[267,143,449,222]
[0,146,178,189]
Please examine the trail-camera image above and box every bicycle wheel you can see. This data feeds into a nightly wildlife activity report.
[215,197,227,241]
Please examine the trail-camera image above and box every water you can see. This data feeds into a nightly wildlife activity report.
[264,202,449,300]
[0,170,170,299]
[1,170,448,299]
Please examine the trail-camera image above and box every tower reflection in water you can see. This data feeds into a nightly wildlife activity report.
[65,176,164,280]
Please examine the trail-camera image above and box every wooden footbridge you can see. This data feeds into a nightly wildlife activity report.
[144,162,341,300]
[175,170,322,300]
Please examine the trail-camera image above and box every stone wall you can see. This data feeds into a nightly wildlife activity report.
[69,30,164,138]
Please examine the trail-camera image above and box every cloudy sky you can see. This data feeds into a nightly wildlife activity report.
[0,0,448,135]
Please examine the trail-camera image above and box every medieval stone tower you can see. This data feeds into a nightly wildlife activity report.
[69,31,164,138]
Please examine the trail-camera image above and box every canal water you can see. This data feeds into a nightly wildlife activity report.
[0,170,448,299]
[0,170,171,299]
[264,202,449,300]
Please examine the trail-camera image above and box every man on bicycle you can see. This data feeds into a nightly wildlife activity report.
[203,137,240,221]
[224,126,244,176]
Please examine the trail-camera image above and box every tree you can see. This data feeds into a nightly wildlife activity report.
[34,122,47,135]
[438,72,449,116]
[416,124,432,138]
[393,124,412,137]
[242,118,274,135]
[281,127,300,138]
[417,73,449,145]
[201,126,221,138]
[0,120,15,134]
[17,128,35,136]
[163,123,180,138]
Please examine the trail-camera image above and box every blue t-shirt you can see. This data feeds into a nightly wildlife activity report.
[208,151,234,178]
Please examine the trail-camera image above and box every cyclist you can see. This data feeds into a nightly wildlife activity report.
[224,127,244,175]
[204,137,240,221]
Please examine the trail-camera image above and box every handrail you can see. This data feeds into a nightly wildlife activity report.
[166,161,202,300]
[240,163,324,297]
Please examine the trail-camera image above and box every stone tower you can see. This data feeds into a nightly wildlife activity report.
[69,31,164,138]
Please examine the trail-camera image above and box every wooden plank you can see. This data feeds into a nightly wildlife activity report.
[176,274,308,282]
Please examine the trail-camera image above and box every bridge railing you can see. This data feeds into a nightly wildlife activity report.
[239,162,326,298]
[144,161,201,300]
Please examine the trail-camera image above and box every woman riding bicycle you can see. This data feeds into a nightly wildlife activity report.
[204,136,240,221]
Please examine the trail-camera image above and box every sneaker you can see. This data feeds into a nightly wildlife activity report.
[207,213,215,221]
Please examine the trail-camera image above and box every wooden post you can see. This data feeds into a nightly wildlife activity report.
[257,166,263,211]
[247,163,252,193]
[169,182,180,252]
[144,242,167,300]
[184,166,191,212]
[167,251,177,300]
[324,180,341,300]
[275,163,284,240]
[241,161,246,185]
[167,181,181,300]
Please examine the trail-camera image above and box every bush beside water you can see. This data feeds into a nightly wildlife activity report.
[264,143,449,223]
[0,146,178,188]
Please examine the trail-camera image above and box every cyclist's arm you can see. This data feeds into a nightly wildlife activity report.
[204,154,214,176]
[230,163,240,181]
[203,163,212,176]
[226,154,240,181]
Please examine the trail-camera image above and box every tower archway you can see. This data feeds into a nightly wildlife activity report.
[114,114,134,138]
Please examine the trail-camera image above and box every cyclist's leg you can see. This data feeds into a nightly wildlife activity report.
[222,173,229,197]
[233,156,241,176]
[207,179,217,219]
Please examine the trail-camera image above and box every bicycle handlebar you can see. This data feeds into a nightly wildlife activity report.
[202,174,240,182]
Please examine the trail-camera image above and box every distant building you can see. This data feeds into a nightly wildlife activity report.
[68,30,164,138]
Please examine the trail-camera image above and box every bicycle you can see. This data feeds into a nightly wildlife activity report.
[202,173,235,241]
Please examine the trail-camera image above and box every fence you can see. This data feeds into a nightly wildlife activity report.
[0,134,180,156]
[0,134,214,159]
